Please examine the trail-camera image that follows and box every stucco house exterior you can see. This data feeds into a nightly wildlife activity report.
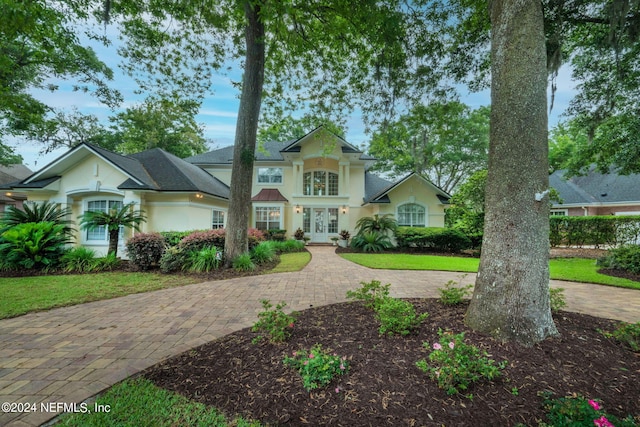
[0,164,32,212]
[550,168,640,217]
[4,126,450,254]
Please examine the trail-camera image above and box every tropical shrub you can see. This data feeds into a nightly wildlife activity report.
[0,222,71,270]
[283,344,349,391]
[78,202,146,256]
[187,246,222,272]
[351,231,393,252]
[61,247,97,272]
[251,300,297,344]
[232,252,255,272]
[0,201,74,235]
[395,227,472,253]
[346,280,391,310]
[355,214,398,236]
[597,244,640,274]
[416,330,507,395]
[375,297,428,336]
[126,232,166,270]
[293,228,305,240]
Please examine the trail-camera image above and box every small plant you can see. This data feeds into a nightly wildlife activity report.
[188,246,222,272]
[346,280,391,310]
[283,344,349,391]
[93,252,121,271]
[550,287,567,313]
[294,228,305,240]
[251,241,275,264]
[159,246,185,273]
[539,392,637,427]
[252,300,297,344]
[232,252,256,271]
[61,247,97,272]
[438,277,473,305]
[416,330,507,395]
[376,297,429,336]
[339,229,350,240]
[601,322,640,352]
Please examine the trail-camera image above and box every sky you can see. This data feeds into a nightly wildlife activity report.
[11,26,578,171]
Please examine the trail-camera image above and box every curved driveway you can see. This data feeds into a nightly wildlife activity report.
[1,246,638,426]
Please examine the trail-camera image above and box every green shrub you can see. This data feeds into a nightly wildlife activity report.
[549,287,567,313]
[187,246,222,272]
[273,239,305,253]
[159,230,196,246]
[375,297,428,336]
[395,227,472,253]
[265,229,287,241]
[601,322,640,352]
[539,392,637,427]
[159,246,185,273]
[597,245,640,274]
[416,330,507,395]
[94,252,121,271]
[232,252,255,272]
[251,241,275,264]
[438,278,473,305]
[61,247,97,272]
[0,201,74,236]
[179,229,226,253]
[283,344,349,391]
[345,280,391,310]
[247,228,266,248]
[251,300,297,344]
[125,232,166,270]
[0,222,71,270]
[351,231,393,252]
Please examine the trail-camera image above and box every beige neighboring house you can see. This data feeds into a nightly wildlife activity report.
[0,164,32,212]
[6,126,450,254]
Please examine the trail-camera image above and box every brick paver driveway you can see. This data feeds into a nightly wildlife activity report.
[1,246,638,426]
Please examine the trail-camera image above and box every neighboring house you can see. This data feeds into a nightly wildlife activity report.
[0,164,32,212]
[550,168,640,216]
[5,126,450,254]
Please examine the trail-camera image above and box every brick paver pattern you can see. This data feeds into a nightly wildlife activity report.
[1,246,638,426]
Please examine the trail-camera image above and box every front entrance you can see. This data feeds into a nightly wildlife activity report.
[305,207,339,243]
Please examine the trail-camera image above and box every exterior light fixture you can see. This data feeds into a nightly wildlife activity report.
[295,204,300,214]
[342,205,347,214]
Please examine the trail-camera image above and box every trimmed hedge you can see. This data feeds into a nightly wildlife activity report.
[125,232,166,270]
[550,215,640,248]
[395,227,472,253]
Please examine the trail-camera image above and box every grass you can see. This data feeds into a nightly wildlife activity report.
[0,250,311,320]
[339,253,640,290]
[56,377,260,427]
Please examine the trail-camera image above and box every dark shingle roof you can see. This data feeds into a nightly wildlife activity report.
[364,172,394,203]
[550,168,640,205]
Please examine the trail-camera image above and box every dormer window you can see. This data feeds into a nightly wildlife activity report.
[257,167,283,184]
[303,171,338,196]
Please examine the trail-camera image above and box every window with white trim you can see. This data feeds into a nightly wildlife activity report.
[257,168,283,184]
[212,210,225,229]
[85,199,124,241]
[397,203,426,227]
[303,170,339,196]
[550,210,568,216]
[255,206,281,230]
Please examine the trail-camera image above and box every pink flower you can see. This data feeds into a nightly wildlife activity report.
[448,342,455,350]
[309,353,315,359]
[340,364,346,370]
[433,343,442,350]
[292,351,297,357]
[593,416,614,427]
[588,400,601,411]
[303,361,308,366]
[289,322,295,328]
[335,387,341,393]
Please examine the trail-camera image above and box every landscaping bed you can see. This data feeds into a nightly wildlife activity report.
[143,300,639,426]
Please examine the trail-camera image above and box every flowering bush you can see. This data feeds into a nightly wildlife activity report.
[539,392,637,427]
[283,344,349,391]
[178,229,226,253]
[251,300,297,344]
[416,330,506,395]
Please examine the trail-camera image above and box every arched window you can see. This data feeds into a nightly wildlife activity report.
[397,203,426,227]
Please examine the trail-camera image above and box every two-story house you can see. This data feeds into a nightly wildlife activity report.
[4,126,450,254]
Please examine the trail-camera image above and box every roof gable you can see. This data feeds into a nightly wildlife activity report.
[363,172,451,205]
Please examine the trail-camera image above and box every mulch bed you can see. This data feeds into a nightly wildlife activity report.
[143,300,640,426]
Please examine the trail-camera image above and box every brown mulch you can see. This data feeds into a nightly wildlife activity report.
[143,300,640,427]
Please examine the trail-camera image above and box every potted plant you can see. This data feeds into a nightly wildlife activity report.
[330,236,339,246]
[303,236,311,245]
[338,229,350,248]
[294,227,305,241]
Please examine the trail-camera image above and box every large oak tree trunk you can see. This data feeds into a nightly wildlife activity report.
[224,1,265,266]
[465,0,558,346]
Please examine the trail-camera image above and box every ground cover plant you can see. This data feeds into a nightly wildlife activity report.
[142,298,639,426]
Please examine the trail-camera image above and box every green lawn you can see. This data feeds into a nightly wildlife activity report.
[0,252,310,320]
[339,253,640,290]
[56,378,260,427]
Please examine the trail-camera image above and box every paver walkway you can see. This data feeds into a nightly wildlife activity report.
[1,246,638,426]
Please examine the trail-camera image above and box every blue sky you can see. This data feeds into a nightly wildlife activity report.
[13,30,578,170]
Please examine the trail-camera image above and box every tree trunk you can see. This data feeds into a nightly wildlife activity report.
[223,1,265,266]
[108,229,119,256]
[465,0,558,346]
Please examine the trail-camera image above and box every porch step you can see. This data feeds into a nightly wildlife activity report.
[306,243,335,246]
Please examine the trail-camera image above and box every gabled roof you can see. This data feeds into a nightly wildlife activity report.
[9,143,229,199]
[363,172,451,205]
[186,125,374,165]
[550,168,640,206]
[0,164,32,185]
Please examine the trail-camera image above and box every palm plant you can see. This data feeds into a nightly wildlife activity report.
[355,214,398,236]
[1,202,74,235]
[351,231,393,253]
[79,202,146,256]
